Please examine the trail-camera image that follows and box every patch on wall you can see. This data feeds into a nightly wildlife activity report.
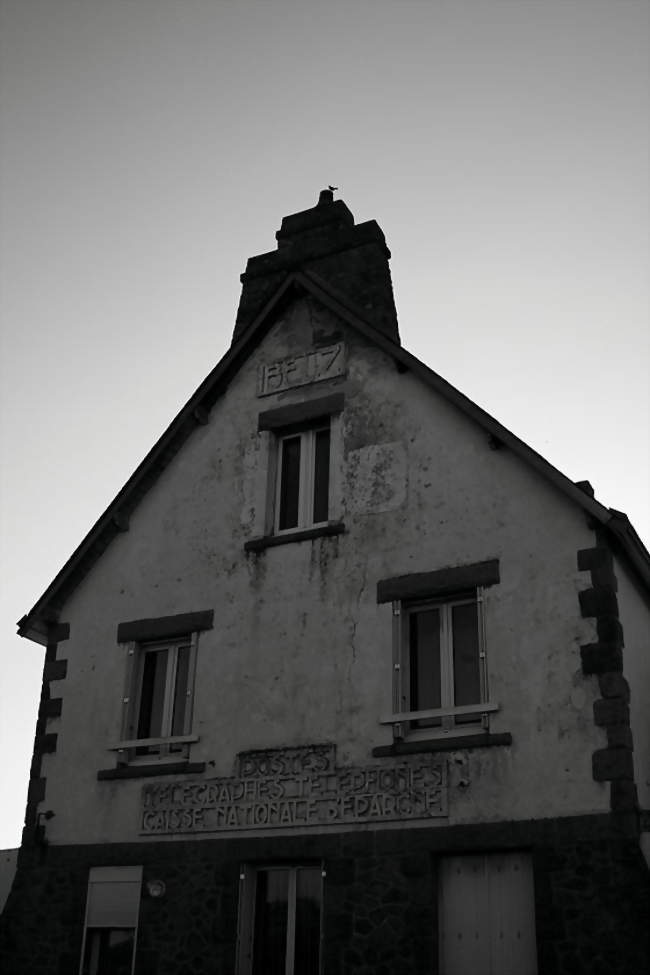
[346,442,407,514]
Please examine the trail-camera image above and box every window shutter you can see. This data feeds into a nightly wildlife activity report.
[392,601,402,717]
[236,865,255,975]
[85,866,142,928]
[183,632,199,734]
[487,854,537,975]
[120,643,137,743]
[439,856,489,974]
[439,854,537,975]
[477,586,489,703]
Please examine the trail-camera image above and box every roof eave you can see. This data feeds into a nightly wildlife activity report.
[17,271,650,640]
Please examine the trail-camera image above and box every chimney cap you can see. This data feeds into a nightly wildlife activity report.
[275,194,354,245]
[233,192,400,345]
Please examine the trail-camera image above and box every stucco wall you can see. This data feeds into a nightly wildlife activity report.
[38,297,610,844]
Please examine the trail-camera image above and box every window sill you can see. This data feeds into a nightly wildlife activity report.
[244,521,345,552]
[109,734,199,751]
[372,732,512,757]
[380,702,499,725]
[97,761,206,780]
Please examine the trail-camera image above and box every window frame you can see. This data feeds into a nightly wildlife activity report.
[254,393,344,545]
[79,866,142,975]
[383,586,498,740]
[113,632,199,764]
[274,421,331,534]
[236,863,324,975]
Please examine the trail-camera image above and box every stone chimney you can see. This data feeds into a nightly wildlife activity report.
[232,190,400,344]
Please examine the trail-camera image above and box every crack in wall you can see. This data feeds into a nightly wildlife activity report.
[348,560,368,666]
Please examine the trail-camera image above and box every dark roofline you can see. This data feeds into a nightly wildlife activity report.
[17,271,650,643]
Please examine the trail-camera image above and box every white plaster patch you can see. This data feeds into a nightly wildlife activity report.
[346,442,407,514]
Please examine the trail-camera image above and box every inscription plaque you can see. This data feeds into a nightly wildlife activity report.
[141,746,447,835]
[257,343,345,396]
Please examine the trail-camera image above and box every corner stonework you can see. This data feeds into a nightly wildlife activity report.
[577,545,638,815]
[23,622,69,844]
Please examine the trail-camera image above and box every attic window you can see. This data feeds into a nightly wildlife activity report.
[276,422,330,532]
[245,393,345,549]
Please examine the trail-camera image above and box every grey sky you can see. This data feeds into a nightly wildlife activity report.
[0,0,648,847]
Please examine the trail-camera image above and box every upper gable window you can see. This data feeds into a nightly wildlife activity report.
[276,422,330,532]
[255,393,344,543]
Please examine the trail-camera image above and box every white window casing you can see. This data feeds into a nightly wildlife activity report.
[382,586,498,739]
[116,632,199,763]
[236,864,323,975]
[275,423,331,533]
[80,866,142,975]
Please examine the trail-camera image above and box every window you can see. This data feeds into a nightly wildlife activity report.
[402,592,485,730]
[117,634,199,762]
[439,853,537,975]
[254,393,343,545]
[112,612,212,767]
[80,866,142,975]
[123,634,196,760]
[276,423,330,532]
[237,865,323,975]
[377,560,500,740]
[131,635,195,755]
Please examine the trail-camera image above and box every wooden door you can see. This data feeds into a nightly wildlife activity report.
[439,853,537,975]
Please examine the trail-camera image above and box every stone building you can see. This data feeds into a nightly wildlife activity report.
[1,191,649,974]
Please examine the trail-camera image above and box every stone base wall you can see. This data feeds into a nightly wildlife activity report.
[1,815,648,975]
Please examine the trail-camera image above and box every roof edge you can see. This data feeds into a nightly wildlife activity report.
[602,510,650,594]
[17,271,650,640]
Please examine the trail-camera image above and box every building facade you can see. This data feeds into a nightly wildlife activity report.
[1,191,649,974]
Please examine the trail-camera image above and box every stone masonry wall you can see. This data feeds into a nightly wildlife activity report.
[1,816,648,975]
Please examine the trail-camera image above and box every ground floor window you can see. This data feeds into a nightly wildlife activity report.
[237,864,322,975]
[80,866,142,975]
[438,852,537,975]
[81,929,136,975]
